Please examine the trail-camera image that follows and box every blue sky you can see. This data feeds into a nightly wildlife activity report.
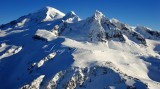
[0,0,159,30]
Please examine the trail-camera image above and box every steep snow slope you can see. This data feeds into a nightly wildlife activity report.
[0,6,65,31]
[0,6,160,89]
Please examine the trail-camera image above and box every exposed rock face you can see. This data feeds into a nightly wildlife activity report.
[21,75,45,89]
[135,26,160,39]
[63,11,81,23]
[46,66,147,89]
[0,6,160,89]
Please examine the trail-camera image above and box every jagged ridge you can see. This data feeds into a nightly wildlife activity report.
[0,6,160,89]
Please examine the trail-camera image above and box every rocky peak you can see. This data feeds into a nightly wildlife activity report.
[63,11,81,22]
[36,6,65,22]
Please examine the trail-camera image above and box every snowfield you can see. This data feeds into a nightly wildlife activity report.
[34,29,58,41]
[0,6,160,89]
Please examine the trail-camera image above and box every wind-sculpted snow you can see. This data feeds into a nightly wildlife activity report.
[34,29,58,41]
[0,6,160,89]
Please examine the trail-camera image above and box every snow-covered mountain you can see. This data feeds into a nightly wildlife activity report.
[0,6,160,89]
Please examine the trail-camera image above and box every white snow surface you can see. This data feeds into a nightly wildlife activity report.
[0,6,160,89]
[35,29,58,41]
[62,38,160,89]
[41,6,65,21]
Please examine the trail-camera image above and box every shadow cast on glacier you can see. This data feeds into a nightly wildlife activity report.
[17,37,75,88]
[140,56,160,82]
[36,37,75,86]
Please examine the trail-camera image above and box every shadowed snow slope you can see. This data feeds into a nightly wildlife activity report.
[0,6,160,89]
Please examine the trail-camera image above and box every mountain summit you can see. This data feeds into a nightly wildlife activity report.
[0,6,160,89]
[0,6,65,29]
[93,10,106,20]
[63,11,81,22]
[37,6,65,21]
